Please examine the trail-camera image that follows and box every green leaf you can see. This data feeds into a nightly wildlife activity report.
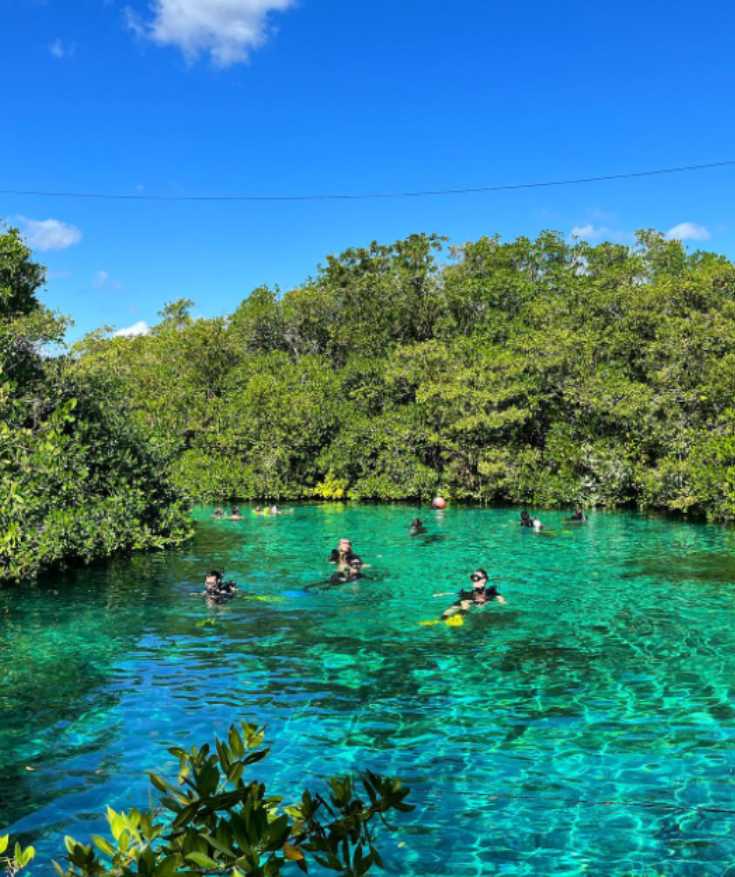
[0,835,8,855]
[92,834,115,857]
[186,851,219,868]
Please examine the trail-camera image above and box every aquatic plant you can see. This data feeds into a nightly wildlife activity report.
[2,722,412,876]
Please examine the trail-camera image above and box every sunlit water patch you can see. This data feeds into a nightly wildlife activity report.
[2,506,735,875]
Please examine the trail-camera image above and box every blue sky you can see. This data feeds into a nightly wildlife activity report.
[4,0,735,340]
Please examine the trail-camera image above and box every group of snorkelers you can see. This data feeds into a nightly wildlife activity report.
[213,505,283,520]
[202,504,588,613]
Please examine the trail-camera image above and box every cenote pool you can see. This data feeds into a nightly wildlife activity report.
[3,505,735,875]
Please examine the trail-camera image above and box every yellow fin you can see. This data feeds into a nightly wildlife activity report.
[445,614,464,627]
[419,619,441,627]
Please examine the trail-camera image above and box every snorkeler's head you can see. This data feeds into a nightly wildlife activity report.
[338,538,352,553]
[470,569,488,588]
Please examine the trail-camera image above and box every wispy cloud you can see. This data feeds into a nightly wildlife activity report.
[114,320,150,338]
[18,216,82,251]
[49,38,76,59]
[570,224,632,244]
[124,0,296,66]
[92,270,122,290]
[665,222,711,242]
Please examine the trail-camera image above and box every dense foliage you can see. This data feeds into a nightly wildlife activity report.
[1,722,411,876]
[0,229,191,584]
[74,230,735,520]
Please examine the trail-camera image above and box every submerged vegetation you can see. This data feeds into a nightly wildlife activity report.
[4,225,735,582]
[75,229,735,519]
[1,722,411,876]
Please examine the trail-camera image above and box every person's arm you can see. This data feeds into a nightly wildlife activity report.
[494,594,507,605]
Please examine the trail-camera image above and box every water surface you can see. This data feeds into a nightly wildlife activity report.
[2,506,735,875]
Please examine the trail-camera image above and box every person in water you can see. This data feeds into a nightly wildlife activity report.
[328,538,358,568]
[330,556,364,585]
[203,570,238,603]
[569,506,587,522]
[213,507,224,519]
[520,510,543,530]
[409,518,427,536]
[440,569,506,618]
[230,505,242,519]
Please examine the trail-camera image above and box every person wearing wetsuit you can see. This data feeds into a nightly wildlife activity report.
[569,507,587,522]
[329,556,364,585]
[441,569,507,618]
[203,570,238,603]
[328,538,358,569]
[520,510,534,528]
[409,518,427,536]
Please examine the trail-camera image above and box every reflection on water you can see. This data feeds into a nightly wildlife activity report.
[2,506,735,874]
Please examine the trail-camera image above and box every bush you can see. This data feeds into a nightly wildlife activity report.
[2,723,412,877]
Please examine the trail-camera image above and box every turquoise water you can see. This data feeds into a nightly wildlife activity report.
[3,505,735,875]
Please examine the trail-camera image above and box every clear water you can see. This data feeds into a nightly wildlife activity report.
[3,505,735,876]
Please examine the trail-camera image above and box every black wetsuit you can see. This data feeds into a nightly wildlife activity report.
[455,585,500,607]
[328,549,360,565]
[329,571,363,585]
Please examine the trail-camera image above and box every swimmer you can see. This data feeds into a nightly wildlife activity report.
[409,518,427,536]
[328,538,358,569]
[437,569,506,618]
[568,506,587,522]
[269,505,280,515]
[203,570,238,603]
[520,510,543,530]
[212,507,224,519]
[230,505,243,520]
[329,556,364,585]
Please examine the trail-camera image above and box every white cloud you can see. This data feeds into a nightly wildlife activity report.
[570,223,632,244]
[571,223,604,240]
[114,320,150,338]
[125,0,295,66]
[49,38,76,59]
[665,222,711,242]
[18,217,82,251]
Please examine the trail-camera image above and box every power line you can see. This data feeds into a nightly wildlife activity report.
[1,159,734,203]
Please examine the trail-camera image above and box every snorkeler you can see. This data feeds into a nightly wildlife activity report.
[409,518,427,536]
[329,556,364,585]
[328,538,358,568]
[229,506,243,520]
[203,570,238,603]
[568,506,587,522]
[212,507,224,519]
[438,569,506,618]
[520,510,543,530]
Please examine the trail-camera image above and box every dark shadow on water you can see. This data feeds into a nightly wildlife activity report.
[622,551,735,585]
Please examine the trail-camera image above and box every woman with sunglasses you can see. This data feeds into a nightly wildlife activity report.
[438,569,506,619]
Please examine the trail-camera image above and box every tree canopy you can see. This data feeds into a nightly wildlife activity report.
[0,229,191,585]
[73,229,735,520]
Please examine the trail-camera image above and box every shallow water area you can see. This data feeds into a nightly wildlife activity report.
[3,505,735,875]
